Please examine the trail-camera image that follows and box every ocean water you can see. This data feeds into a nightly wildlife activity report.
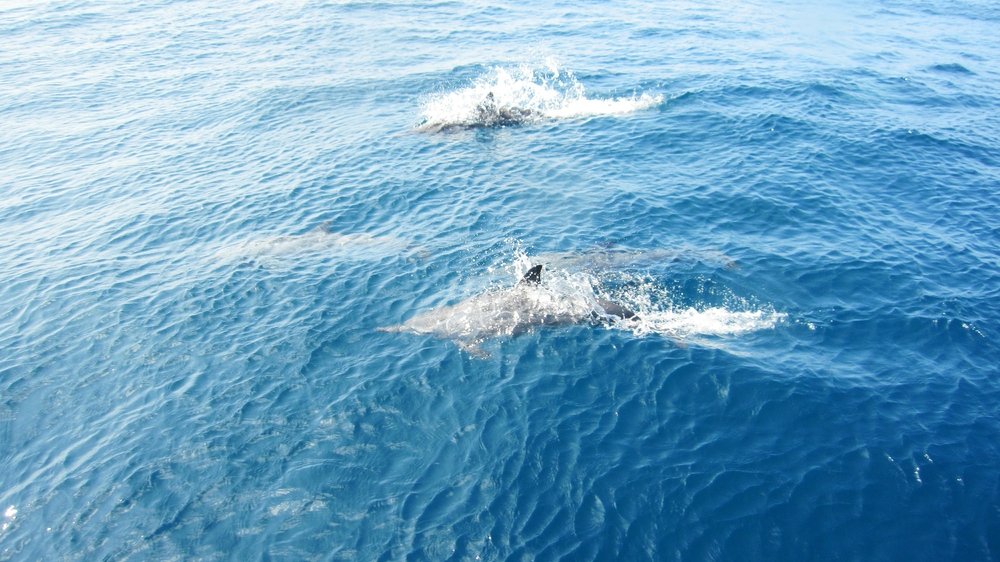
[2,0,999,559]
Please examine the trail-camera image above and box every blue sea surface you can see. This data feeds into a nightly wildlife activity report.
[2,0,1000,559]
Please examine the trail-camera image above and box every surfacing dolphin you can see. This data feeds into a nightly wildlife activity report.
[472,92,534,127]
[377,265,636,358]
[414,92,536,133]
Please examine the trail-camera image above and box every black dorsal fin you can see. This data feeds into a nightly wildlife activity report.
[520,265,542,285]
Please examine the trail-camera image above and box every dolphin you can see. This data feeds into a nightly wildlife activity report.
[472,92,534,127]
[533,246,738,272]
[377,265,636,357]
[215,221,414,263]
[413,92,536,133]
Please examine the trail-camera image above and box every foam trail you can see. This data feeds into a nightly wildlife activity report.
[628,307,786,338]
[416,62,663,131]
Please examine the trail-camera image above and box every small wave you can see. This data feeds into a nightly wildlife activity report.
[415,62,663,132]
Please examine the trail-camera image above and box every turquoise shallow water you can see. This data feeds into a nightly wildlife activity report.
[2,0,1000,560]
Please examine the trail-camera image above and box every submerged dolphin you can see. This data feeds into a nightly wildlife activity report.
[534,246,737,272]
[215,221,413,263]
[378,265,635,357]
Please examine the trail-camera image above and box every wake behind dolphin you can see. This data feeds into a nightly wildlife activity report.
[378,265,636,357]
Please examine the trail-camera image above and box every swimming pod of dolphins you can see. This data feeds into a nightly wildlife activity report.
[248,74,688,357]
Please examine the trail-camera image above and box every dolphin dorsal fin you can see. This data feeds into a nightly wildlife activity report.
[520,265,542,285]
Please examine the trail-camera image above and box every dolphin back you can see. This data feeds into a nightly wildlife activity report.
[597,299,638,320]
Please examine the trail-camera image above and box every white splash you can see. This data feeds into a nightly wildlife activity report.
[416,62,663,131]
[628,307,786,338]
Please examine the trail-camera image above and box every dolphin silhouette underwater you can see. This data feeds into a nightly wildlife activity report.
[377,265,636,357]
[214,221,416,264]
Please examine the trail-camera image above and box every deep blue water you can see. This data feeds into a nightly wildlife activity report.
[2,0,1000,559]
